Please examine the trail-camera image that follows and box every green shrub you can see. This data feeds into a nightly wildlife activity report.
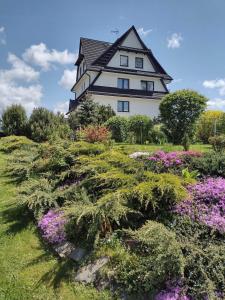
[128,115,153,144]
[168,216,225,299]
[209,134,225,152]
[1,104,27,136]
[189,152,225,177]
[149,124,167,144]
[0,135,37,153]
[68,141,106,156]
[115,221,184,295]
[105,116,128,142]
[129,172,188,216]
[19,178,57,218]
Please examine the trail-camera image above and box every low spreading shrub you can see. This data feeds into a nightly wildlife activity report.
[78,125,111,143]
[115,221,184,296]
[209,134,225,152]
[0,135,37,153]
[38,210,67,244]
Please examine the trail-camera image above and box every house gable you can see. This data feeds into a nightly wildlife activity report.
[121,29,144,49]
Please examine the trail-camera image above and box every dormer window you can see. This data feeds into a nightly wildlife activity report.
[120,55,128,67]
[135,57,143,69]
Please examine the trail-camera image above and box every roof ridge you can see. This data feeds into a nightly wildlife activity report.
[80,37,112,44]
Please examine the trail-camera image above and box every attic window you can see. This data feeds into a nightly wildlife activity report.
[135,57,143,69]
[120,55,128,67]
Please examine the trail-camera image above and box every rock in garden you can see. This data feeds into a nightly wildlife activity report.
[74,257,109,283]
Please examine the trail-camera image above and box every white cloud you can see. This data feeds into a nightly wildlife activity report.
[22,43,76,70]
[54,100,69,114]
[207,98,225,111]
[137,27,152,37]
[167,33,183,49]
[0,26,6,45]
[203,79,225,96]
[0,53,42,115]
[58,69,77,90]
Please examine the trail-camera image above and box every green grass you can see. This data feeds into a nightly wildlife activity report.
[0,152,112,300]
[114,143,211,154]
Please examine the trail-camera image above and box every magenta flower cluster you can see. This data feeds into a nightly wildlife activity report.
[38,210,67,244]
[147,150,202,169]
[155,284,190,300]
[176,177,225,233]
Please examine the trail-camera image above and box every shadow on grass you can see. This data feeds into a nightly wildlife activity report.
[1,203,33,235]
[36,258,76,289]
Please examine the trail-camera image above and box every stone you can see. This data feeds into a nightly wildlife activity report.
[53,241,75,258]
[68,247,86,262]
[74,257,109,283]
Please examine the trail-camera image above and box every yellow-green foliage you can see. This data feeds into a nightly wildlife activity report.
[130,172,188,211]
[91,170,138,191]
[0,135,37,153]
[197,110,225,143]
[98,149,142,173]
[68,141,106,156]
[76,155,112,176]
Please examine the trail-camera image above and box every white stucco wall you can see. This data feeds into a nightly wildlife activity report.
[95,72,166,92]
[108,50,155,72]
[91,94,161,118]
[121,30,143,49]
[73,71,99,97]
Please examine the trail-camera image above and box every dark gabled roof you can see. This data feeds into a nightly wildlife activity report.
[75,26,170,77]
[75,38,111,67]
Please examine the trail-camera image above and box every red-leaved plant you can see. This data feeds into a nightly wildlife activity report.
[78,125,111,143]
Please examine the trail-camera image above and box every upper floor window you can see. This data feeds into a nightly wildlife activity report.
[117,78,129,89]
[135,57,143,69]
[120,55,128,67]
[141,80,154,91]
[117,100,129,112]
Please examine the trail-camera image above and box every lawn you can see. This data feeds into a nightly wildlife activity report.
[0,151,112,300]
[114,143,211,153]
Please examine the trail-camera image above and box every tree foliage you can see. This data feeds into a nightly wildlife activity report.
[197,110,225,143]
[1,104,27,136]
[160,90,207,148]
[128,115,153,144]
[68,97,115,130]
[105,116,129,142]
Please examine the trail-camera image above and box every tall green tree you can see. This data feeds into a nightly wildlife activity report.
[68,96,115,129]
[160,90,207,149]
[28,107,56,142]
[1,104,27,136]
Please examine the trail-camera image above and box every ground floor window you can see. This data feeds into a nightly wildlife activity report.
[117,100,129,112]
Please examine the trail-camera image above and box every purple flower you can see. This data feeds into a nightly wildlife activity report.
[175,177,225,233]
[155,283,190,300]
[38,210,67,244]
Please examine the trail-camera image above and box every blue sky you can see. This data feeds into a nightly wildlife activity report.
[0,0,225,114]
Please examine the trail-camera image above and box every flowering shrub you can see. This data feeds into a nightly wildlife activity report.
[155,284,190,300]
[175,177,225,233]
[78,125,111,143]
[38,210,67,244]
[146,150,202,173]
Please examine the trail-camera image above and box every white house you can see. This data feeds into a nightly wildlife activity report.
[68,26,172,118]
